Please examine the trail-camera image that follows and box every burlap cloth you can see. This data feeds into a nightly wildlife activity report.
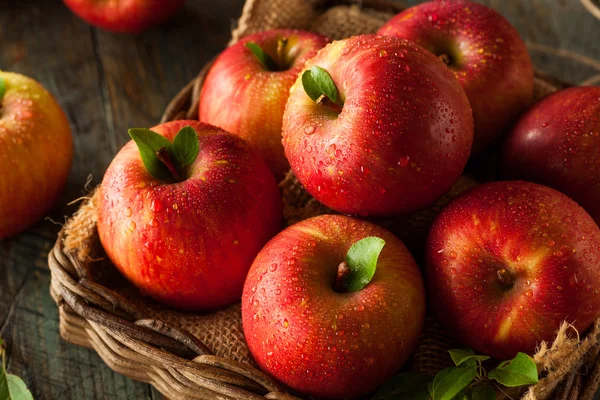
[59,1,600,399]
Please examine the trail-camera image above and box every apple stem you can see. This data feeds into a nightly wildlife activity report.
[316,94,343,114]
[334,261,351,292]
[156,146,181,181]
[277,37,288,68]
[496,268,515,287]
[438,53,452,66]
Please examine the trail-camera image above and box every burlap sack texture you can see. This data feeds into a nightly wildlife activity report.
[50,0,600,399]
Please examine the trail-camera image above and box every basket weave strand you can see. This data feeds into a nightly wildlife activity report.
[48,1,600,399]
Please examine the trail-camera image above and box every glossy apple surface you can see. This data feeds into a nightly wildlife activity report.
[0,71,73,239]
[379,0,533,153]
[200,29,330,180]
[63,0,186,33]
[97,120,282,310]
[283,34,473,217]
[427,181,600,359]
[503,86,600,225]
[242,214,426,399]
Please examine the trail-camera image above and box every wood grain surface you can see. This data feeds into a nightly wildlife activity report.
[0,0,598,399]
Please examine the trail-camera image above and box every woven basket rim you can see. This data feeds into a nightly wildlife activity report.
[48,1,599,399]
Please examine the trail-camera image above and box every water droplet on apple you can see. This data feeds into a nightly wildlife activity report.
[525,289,533,297]
[365,357,374,365]
[127,221,136,231]
[397,155,410,167]
[362,323,370,329]
[305,126,315,135]
[269,263,278,272]
[449,251,457,259]
[124,207,133,217]
[450,267,457,274]
[360,165,370,174]
[379,49,387,57]
[284,297,292,304]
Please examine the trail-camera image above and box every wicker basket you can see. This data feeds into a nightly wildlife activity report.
[48,1,600,399]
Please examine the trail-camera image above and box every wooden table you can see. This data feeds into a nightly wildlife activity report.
[0,1,598,399]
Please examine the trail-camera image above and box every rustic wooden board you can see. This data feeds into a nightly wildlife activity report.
[0,0,598,399]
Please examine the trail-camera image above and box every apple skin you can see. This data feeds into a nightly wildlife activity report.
[379,0,534,154]
[242,214,426,399]
[63,0,186,33]
[97,120,283,310]
[282,34,473,217]
[426,181,600,360]
[503,86,600,225]
[0,71,73,240]
[200,29,330,180]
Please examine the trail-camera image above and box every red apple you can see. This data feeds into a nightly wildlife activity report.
[97,120,282,310]
[427,181,600,360]
[200,29,330,180]
[0,71,73,239]
[379,0,534,154]
[503,86,600,225]
[282,34,473,217]
[63,0,186,33]
[242,214,426,399]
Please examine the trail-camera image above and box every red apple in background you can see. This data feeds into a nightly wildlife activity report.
[97,120,282,310]
[200,29,330,180]
[63,0,186,33]
[379,0,533,154]
[503,86,600,225]
[427,181,600,360]
[242,214,426,399]
[282,34,473,217]
[0,71,73,240]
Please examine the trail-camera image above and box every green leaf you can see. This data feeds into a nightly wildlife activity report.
[431,366,478,400]
[344,237,385,292]
[488,352,539,387]
[128,128,174,181]
[449,348,490,367]
[172,126,200,166]
[245,42,278,71]
[301,66,343,106]
[0,343,34,400]
[0,76,5,102]
[470,385,497,400]
[374,373,433,400]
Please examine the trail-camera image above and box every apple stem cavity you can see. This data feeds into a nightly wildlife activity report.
[438,53,452,66]
[335,236,386,293]
[246,42,283,72]
[302,66,344,113]
[496,267,515,287]
[156,146,181,181]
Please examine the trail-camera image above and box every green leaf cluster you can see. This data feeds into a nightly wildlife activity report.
[374,348,539,400]
[128,125,200,181]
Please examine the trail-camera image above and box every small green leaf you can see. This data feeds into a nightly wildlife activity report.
[344,236,385,292]
[431,366,478,400]
[449,348,490,367]
[172,126,200,166]
[245,42,278,71]
[374,373,433,400]
[301,66,343,106]
[0,76,5,102]
[488,352,539,387]
[1,342,34,400]
[128,128,174,181]
[470,385,497,400]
